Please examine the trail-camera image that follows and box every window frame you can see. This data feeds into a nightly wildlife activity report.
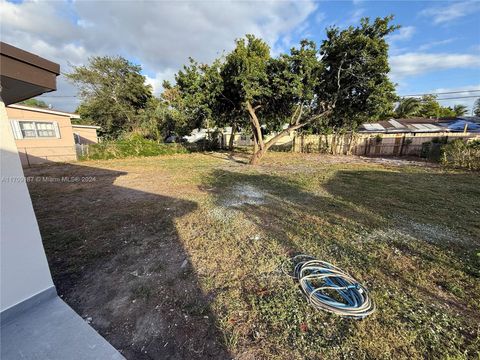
[13,120,60,139]
[33,121,57,138]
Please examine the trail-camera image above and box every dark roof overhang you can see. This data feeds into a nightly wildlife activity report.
[0,42,60,105]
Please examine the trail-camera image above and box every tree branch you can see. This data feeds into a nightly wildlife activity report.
[264,109,332,151]
[295,102,304,125]
[289,104,300,126]
[246,101,265,150]
[332,56,346,108]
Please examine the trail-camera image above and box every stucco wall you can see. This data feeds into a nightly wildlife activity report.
[1,101,54,313]
[72,126,98,144]
[6,107,77,165]
[224,131,295,148]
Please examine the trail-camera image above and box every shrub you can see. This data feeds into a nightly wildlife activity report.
[81,135,189,160]
[441,139,480,170]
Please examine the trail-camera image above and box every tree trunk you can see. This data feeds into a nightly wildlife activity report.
[251,122,259,155]
[245,102,332,165]
[246,101,265,150]
[249,147,266,165]
[229,123,236,151]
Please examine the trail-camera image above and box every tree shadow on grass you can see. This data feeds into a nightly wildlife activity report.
[205,167,479,281]
[204,168,381,259]
[323,169,480,276]
[201,169,385,355]
[25,162,231,360]
[202,168,480,357]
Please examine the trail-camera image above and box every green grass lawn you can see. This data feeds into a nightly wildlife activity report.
[25,152,480,359]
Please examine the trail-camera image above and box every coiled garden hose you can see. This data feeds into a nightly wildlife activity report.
[283,255,375,318]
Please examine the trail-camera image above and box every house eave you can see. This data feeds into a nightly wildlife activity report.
[7,104,80,119]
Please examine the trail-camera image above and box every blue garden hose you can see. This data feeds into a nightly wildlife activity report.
[283,255,375,318]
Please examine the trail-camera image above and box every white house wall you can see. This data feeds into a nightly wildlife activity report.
[0,100,54,312]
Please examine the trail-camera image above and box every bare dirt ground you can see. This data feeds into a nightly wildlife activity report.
[26,158,229,359]
[25,153,480,359]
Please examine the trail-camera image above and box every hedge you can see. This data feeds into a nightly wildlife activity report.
[441,139,480,171]
[80,137,189,160]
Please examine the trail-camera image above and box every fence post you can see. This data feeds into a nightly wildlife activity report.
[399,135,406,156]
[24,148,31,167]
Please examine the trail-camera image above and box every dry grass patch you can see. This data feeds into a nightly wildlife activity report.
[26,152,480,359]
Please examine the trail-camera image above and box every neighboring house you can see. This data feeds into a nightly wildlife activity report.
[183,128,216,143]
[295,117,480,157]
[72,123,100,144]
[221,125,295,148]
[358,117,480,134]
[6,104,99,166]
[217,118,479,156]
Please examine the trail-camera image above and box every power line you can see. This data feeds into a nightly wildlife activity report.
[435,95,480,101]
[400,90,480,97]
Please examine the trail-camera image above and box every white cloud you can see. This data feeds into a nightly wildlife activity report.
[388,26,415,43]
[390,52,480,79]
[418,38,456,51]
[314,12,326,24]
[145,69,178,95]
[429,85,480,113]
[471,44,480,53]
[420,1,480,24]
[350,8,365,24]
[0,0,317,111]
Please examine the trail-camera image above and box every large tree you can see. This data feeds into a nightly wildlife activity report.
[66,56,152,138]
[453,104,468,116]
[319,17,398,128]
[170,16,398,164]
[19,98,49,109]
[396,96,464,119]
[228,17,398,164]
[395,97,422,118]
[416,95,455,118]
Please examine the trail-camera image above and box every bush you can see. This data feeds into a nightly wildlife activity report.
[441,139,480,170]
[81,136,189,160]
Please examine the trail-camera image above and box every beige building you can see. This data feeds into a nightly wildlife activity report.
[72,124,100,144]
[7,104,99,166]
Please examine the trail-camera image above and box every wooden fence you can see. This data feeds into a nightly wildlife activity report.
[292,132,480,158]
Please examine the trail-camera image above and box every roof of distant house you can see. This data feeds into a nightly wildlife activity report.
[7,104,80,119]
[457,116,480,124]
[359,117,480,133]
[360,118,444,133]
[71,124,101,129]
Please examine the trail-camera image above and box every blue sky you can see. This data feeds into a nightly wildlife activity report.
[1,0,479,113]
[299,0,480,99]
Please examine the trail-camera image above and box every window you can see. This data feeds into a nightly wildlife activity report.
[35,122,56,137]
[18,121,58,138]
[19,122,36,138]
